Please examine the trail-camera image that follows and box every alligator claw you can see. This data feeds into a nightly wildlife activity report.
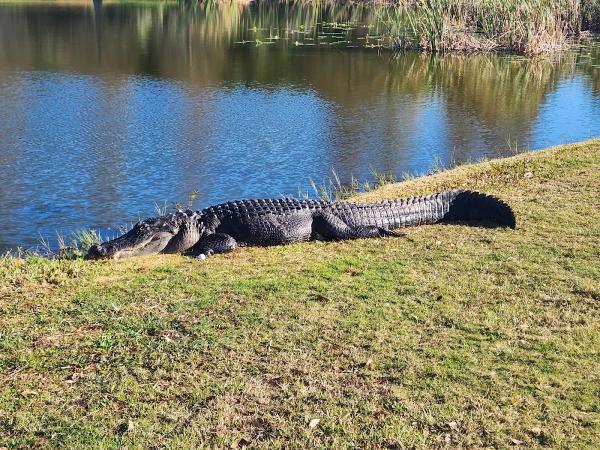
[380,228,406,237]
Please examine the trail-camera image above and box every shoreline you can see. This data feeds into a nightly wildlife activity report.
[1,0,599,54]
[1,138,599,259]
[1,138,598,447]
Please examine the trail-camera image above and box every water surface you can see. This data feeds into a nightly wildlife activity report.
[1,1,599,252]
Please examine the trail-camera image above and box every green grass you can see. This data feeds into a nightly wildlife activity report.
[1,139,599,448]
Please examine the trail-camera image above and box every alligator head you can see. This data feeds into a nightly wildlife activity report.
[88,210,203,260]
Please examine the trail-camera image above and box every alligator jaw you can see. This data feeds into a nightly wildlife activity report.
[88,231,175,260]
[87,210,205,260]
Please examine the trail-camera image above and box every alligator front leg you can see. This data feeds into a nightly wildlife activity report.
[312,213,405,241]
[190,233,237,258]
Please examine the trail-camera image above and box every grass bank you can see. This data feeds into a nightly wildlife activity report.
[1,140,599,448]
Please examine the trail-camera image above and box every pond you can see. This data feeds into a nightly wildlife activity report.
[0,1,599,253]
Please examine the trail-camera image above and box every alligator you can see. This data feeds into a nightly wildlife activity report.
[87,190,515,260]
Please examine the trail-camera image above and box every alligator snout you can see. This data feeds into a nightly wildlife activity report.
[87,244,107,259]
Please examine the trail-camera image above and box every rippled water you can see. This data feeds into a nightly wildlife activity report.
[0,1,599,252]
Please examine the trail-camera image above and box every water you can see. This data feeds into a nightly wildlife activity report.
[0,1,599,253]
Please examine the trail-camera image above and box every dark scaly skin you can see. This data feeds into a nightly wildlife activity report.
[88,190,516,260]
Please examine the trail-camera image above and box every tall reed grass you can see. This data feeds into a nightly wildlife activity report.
[379,0,597,54]
[177,0,599,54]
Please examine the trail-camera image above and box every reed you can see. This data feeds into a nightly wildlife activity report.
[379,0,595,54]
[173,0,599,54]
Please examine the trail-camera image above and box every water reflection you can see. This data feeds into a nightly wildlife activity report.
[0,1,599,252]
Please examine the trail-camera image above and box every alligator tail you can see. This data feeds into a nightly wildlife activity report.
[362,190,516,229]
[439,190,516,228]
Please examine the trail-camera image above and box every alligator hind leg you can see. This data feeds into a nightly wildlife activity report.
[190,233,237,257]
[312,213,405,241]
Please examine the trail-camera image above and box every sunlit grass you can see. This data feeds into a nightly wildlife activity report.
[1,139,599,448]
[307,168,399,201]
